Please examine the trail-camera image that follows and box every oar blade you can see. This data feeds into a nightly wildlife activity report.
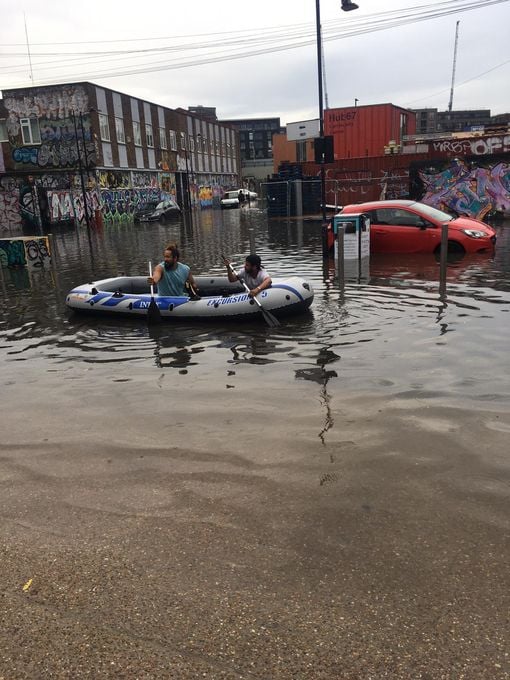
[261,308,280,327]
[147,297,162,324]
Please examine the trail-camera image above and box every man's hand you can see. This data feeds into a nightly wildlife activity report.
[222,257,231,267]
[147,276,155,285]
[248,286,261,298]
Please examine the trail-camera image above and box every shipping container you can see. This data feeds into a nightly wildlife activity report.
[324,103,416,160]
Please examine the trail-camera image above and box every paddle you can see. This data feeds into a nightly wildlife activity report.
[147,261,162,324]
[222,255,280,328]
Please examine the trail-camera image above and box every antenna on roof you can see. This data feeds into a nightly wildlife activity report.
[447,20,460,113]
[23,12,34,83]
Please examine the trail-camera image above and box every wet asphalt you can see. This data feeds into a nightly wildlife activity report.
[1,370,509,679]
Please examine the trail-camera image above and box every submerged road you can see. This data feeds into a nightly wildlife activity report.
[1,370,509,679]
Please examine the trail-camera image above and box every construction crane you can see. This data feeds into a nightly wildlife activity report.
[448,20,460,113]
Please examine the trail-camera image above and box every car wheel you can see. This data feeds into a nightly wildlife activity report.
[434,241,466,256]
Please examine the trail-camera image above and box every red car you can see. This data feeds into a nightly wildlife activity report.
[340,200,496,254]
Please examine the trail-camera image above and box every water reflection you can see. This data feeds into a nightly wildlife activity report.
[0,211,509,409]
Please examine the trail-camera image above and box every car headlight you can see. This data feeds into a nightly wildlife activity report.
[461,229,487,238]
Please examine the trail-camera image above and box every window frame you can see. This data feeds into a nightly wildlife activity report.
[169,130,177,151]
[145,123,154,148]
[115,117,125,144]
[133,121,142,146]
[180,132,186,151]
[99,113,111,142]
[20,117,41,145]
[159,127,167,150]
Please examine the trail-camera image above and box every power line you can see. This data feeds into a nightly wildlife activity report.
[1,0,507,88]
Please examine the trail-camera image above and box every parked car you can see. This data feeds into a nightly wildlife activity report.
[220,189,258,210]
[340,200,496,254]
[221,191,241,209]
[134,198,181,222]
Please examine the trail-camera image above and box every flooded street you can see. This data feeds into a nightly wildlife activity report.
[1,208,510,678]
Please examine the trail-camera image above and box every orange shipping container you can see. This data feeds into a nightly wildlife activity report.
[324,103,416,160]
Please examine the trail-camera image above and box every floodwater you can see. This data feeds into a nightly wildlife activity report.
[1,207,510,678]
[2,208,509,402]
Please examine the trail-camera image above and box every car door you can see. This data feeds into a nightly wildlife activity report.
[370,207,433,253]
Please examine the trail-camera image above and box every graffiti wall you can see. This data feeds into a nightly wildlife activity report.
[411,157,510,220]
[0,236,51,269]
[100,187,161,222]
[0,177,22,231]
[4,84,96,171]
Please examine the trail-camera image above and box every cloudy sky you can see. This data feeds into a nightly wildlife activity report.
[1,0,508,124]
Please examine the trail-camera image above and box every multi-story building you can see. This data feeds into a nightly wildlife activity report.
[412,108,493,134]
[219,117,282,188]
[0,82,240,231]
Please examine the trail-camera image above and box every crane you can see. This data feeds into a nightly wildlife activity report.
[448,20,460,113]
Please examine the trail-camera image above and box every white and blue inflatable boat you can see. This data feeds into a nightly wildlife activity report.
[66,274,314,321]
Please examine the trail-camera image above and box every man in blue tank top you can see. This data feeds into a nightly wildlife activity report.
[148,242,198,297]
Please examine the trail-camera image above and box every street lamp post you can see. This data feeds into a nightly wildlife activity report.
[316,0,359,259]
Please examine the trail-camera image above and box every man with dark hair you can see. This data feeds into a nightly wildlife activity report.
[223,254,272,298]
[148,242,198,297]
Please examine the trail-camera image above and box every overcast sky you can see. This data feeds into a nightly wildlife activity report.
[1,0,508,124]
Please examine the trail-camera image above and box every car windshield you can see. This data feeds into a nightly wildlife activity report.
[411,202,454,222]
[140,202,158,211]
[225,192,238,199]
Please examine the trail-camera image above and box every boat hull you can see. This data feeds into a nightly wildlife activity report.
[66,275,314,321]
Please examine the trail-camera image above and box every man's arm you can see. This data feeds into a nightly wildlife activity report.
[148,264,164,285]
[249,274,272,298]
[223,257,238,283]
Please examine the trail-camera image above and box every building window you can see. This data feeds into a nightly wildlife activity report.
[169,130,177,151]
[296,140,307,162]
[115,117,125,144]
[20,117,41,145]
[180,132,186,150]
[0,119,7,142]
[159,127,167,149]
[133,121,142,146]
[99,114,110,142]
[146,123,154,147]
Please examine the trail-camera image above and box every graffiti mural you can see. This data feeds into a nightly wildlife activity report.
[98,170,130,189]
[132,171,159,188]
[198,186,213,208]
[46,188,101,224]
[413,158,510,220]
[4,85,89,122]
[0,177,22,230]
[160,173,176,198]
[19,184,41,228]
[100,187,161,222]
[0,236,51,269]
[48,191,75,222]
[11,140,96,170]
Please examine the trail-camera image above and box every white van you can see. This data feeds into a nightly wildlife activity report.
[220,189,258,210]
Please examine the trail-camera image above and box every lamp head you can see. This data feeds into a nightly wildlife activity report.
[341,0,359,10]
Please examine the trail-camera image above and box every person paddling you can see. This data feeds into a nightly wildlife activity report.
[148,242,199,298]
[223,254,272,298]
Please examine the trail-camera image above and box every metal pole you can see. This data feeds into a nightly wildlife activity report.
[439,222,449,296]
[71,111,91,231]
[316,0,329,259]
[336,224,345,284]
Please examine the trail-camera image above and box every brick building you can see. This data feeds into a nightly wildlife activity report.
[0,82,241,231]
